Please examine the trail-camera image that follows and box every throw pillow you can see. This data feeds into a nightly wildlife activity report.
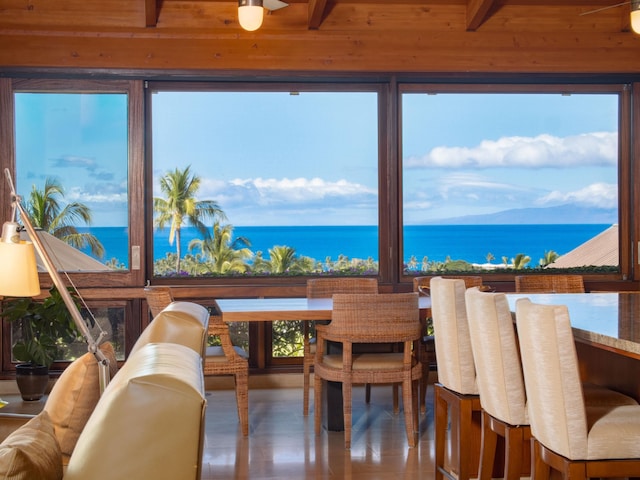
[0,411,62,480]
[43,341,118,457]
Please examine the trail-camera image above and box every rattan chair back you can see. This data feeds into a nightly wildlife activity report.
[514,274,584,293]
[144,286,175,318]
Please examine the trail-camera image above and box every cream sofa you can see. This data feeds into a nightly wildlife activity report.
[0,301,209,480]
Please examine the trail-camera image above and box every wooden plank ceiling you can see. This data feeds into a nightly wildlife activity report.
[142,0,634,31]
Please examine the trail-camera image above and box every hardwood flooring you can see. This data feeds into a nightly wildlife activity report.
[201,384,436,479]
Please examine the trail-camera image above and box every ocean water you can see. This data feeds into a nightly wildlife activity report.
[80,224,612,268]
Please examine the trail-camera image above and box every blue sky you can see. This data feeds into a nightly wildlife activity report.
[14,90,618,227]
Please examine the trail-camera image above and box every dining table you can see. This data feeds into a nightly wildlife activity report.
[506,292,640,402]
[214,295,432,431]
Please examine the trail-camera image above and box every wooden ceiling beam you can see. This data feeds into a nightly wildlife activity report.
[308,0,329,29]
[145,0,159,27]
[466,0,497,31]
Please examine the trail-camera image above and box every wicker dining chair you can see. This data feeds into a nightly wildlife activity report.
[514,274,585,293]
[143,286,250,436]
[413,275,484,415]
[303,277,379,416]
[313,292,422,448]
[144,285,175,318]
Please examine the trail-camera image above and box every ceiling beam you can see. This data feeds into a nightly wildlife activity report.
[308,0,329,29]
[466,0,497,31]
[145,0,159,27]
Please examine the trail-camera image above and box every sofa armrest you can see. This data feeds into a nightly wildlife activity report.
[64,342,206,480]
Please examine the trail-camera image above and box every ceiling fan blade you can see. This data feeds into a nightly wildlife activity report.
[264,0,288,11]
[580,1,630,16]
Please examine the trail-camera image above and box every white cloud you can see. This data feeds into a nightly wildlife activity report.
[536,182,617,209]
[215,177,377,207]
[405,132,617,169]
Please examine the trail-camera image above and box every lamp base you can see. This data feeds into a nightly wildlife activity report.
[15,364,49,401]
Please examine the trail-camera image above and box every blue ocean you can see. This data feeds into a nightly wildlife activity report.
[80,224,612,268]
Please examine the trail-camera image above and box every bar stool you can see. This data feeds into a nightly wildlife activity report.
[430,277,481,480]
[516,298,640,480]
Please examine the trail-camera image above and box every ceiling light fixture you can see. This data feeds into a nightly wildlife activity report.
[238,0,264,31]
[580,1,640,34]
[632,0,640,34]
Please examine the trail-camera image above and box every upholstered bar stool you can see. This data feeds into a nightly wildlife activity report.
[413,275,484,415]
[430,277,481,480]
[466,288,640,480]
[516,298,640,480]
[465,287,532,480]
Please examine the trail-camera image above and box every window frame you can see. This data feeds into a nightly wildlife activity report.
[397,82,632,285]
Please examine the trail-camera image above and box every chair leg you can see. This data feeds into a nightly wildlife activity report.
[343,380,353,449]
[393,384,399,414]
[457,395,474,480]
[314,370,323,436]
[303,352,311,416]
[434,385,448,480]
[479,411,498,480]
[504,425,524,480]
[420,373,428,414]
[532,439,550,480]
[402,377,417,447]
[235,372,249,436]
[365,383,371,403]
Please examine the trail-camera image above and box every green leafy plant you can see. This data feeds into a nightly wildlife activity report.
[1,286,83,368]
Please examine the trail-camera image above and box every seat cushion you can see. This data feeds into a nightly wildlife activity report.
[586,405,640,459]
[43,342,118,459]
[0,411,63,480]
[205,345,249,362]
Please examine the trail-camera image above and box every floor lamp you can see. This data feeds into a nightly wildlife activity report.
[0,168,110,393]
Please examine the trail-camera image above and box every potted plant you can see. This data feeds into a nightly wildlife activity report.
[1,286,83,401]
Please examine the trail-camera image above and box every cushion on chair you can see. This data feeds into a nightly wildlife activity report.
[43,341,118,460]
[0,411,63,480]
[585,404,640,459]
[205,345,249,361]
[323,353,408,371]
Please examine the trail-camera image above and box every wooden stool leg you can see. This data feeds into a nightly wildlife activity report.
[504,425,523,480]
[458,397,473,480]
[434,385,448,480]
[479,410,498,480]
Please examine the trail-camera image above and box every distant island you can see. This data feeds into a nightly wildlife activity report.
[426,204,617,225]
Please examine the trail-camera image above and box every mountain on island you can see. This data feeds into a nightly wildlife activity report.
[429,204,617,225]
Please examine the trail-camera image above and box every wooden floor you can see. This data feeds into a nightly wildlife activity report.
[201,384,436,479]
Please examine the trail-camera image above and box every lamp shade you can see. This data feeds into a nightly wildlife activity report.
[0,240,41,297]
[238,0,264,31]
[632,1,640,34]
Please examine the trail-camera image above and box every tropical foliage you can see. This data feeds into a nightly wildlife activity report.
[153,166,226,273]
[0,286,83,368]
[25,177,104,258]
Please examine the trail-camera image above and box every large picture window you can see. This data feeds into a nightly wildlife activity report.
[149,87,380,278]
[10,81,135,365]
[401,87,620,275]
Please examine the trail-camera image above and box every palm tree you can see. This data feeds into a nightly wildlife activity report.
[188,221,253,274]
[539,250,559,267]
[512,253,531,269]
[25,177,104,258]
[267,246,314,274]
[153,166,226,273]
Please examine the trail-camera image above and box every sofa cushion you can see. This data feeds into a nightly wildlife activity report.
[43,342,118,458]
[0,411,62,480]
